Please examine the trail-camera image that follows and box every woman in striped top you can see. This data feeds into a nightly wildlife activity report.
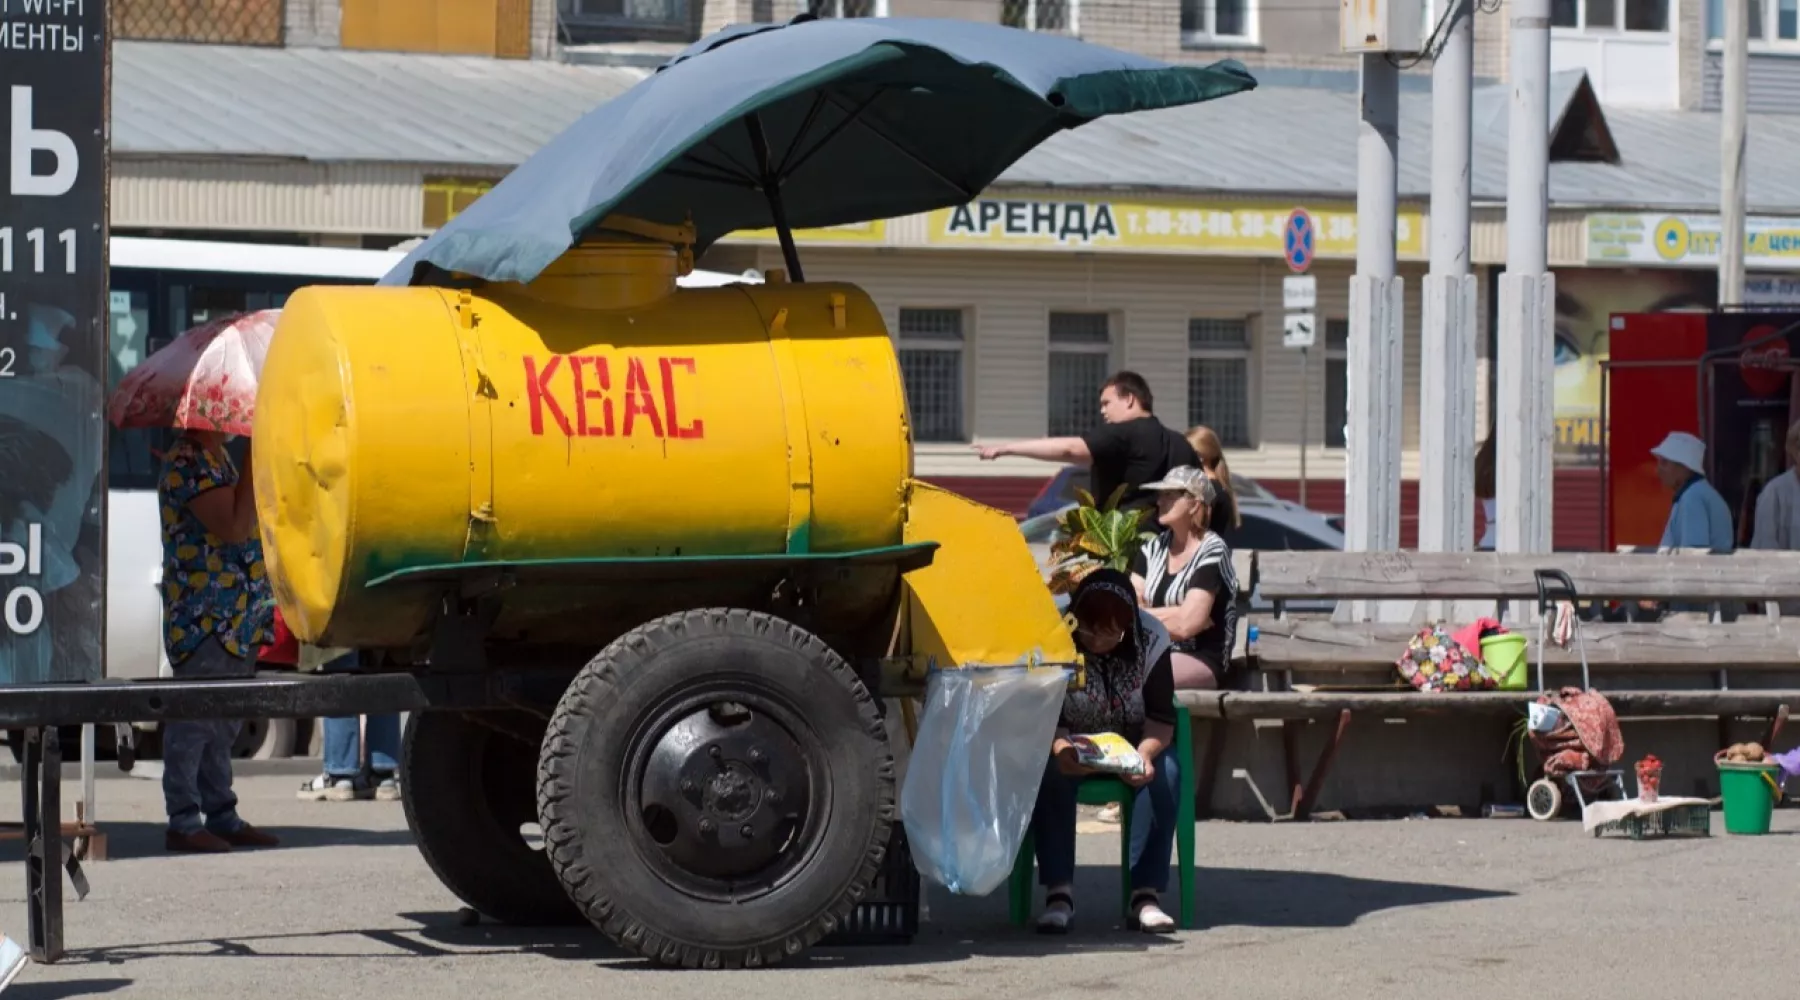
[1129,465,1240,691]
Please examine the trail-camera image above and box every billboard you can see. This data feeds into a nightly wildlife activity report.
[0,0,108,683]
[1552,268,1717,468]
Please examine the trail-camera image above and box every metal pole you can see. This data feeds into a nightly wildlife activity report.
[1721,0,1749,307]
[1499,0,1556,565]
[1420,0,1478,560]
[1357,55,1399,282]
[1300,346,1310,508]
[1345,52,1402,564]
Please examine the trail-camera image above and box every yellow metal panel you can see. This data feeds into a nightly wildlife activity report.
[901,480,1078,669]
[254,247,911,648]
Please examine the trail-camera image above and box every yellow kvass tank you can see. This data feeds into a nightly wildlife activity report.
[253,220,921,651]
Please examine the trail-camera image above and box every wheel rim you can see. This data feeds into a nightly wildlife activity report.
[1528,781,1558,818]
[622,678,826,901]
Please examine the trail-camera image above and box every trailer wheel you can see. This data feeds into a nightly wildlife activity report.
[538,608,895,970]
[403,710,582,926]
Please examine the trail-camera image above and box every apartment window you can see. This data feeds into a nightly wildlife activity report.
[1047,312,1111,437]
[1186,318,1253,448]
[1324,319,1349,450]
[808,0,888,16]
[1551,0,1670,32]
[1002,0,1078,31]
[1708,0,1793,42]
[897,308,966,443]
[559,0,700,43]
[1180,0,1254,43]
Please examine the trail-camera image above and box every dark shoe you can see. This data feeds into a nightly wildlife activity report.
[166,829,232,853]
[219,824,280,849]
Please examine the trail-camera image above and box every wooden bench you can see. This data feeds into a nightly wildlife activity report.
[1179,549,1800,820]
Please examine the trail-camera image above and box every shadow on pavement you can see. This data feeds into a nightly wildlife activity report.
[7,978,132,999]
[41,863,1509,971]
[0,821,416,862]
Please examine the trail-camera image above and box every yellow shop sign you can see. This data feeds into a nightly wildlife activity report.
[924,195,1425,259]
[728,219,890,245]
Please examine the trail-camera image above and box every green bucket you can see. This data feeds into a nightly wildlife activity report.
[1717,760,1784,835]
[1479,632,1530,691]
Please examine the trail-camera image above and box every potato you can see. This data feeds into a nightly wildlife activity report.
[1747,743,1767,760]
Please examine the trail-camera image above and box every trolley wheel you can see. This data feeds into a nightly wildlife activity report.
[537,608,895,970]
[403,710,583,926]
[1527,778,1563,821]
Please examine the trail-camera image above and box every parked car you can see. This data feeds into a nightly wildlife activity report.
[1023,464,1346,534]
[1019,486,1343,614]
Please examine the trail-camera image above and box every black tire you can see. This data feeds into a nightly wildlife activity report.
[403,710,583,926]
[538,608,894,969]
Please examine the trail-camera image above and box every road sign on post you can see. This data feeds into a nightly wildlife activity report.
[1284,312,1318,349]
[0,3,110,684]
[1284,208,1316,274]
[1283,274,1317,311]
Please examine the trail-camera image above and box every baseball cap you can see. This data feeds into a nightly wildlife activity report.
[1650,431,1706,476]
[1140,465,1218,505]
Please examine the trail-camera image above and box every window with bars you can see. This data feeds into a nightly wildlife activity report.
[1047,311,1111,437]
[808,0,888,16]
[1186,318,1253,448]
[1324,319,1349,450]
[897,308,966,443]
[1179,0,1255,43]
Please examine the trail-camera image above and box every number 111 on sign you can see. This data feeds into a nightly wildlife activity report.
[0,227,78,274]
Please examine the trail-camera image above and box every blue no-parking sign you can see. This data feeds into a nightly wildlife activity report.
[1284,208,1315,274]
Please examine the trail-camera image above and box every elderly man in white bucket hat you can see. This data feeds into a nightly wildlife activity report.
[1651,431,1735,554]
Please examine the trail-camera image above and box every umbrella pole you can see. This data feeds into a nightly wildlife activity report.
[745,114,806,283]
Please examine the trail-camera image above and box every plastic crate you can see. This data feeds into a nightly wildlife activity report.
[819,823,919,947]
[1592,803,1712,840]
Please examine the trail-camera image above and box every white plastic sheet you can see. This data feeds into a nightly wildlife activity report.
[900,665,1071,896]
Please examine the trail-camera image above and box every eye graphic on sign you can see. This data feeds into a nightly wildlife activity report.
[1653,217,1691,262]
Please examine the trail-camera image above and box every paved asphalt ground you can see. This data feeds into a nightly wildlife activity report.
[0,770,1795,1000]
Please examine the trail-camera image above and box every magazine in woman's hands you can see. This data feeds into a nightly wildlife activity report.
[1071,733,1147,776]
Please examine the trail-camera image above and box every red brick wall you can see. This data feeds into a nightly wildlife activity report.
[927,467,1609,552]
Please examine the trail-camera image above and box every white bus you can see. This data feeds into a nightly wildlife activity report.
[103,236,761,758]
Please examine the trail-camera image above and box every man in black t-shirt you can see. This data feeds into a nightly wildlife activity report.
[975,371,1199,520]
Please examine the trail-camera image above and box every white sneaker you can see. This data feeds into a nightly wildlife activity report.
[372,774,402,802]
[1095,803,1123,824]
[0,933,29,992]
[297,774,362,802]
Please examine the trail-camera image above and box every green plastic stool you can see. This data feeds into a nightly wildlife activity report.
[1007,700,1197,929]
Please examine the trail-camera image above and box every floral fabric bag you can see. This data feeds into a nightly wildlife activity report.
[1395,624,1497,693]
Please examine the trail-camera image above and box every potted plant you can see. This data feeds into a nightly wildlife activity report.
[1045,485,1157,596]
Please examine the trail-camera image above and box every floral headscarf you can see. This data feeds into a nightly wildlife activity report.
[1060,568,1172,736]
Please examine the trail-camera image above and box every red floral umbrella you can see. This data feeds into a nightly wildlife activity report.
[107,310,279,437]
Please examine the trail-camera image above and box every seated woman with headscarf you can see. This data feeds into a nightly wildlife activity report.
[1029,568,1180,935]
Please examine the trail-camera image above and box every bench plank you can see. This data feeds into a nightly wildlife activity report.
[1218,689,1800,720]
[1254,550,1800,603]
[1250,618,1800,668]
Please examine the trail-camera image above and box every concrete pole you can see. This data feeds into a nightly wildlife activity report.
[1346,52,1404,618]
[1721,0,1749,307]
[1498,0,1556,566]
[1419,0,1477,560]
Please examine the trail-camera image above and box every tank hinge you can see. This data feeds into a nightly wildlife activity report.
[456,289,476,329]
[829,293,846,331]
[766,306,815,554]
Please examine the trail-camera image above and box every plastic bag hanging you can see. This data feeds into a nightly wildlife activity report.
[900,665,1071,896]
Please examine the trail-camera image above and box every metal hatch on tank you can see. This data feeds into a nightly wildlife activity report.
[247,14,1256,972]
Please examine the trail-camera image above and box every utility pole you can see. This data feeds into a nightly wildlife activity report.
[1419,0,1477,558]
[1499,0,1555,564]
[1344,50,1404,621]
[1721,0,1749,307]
